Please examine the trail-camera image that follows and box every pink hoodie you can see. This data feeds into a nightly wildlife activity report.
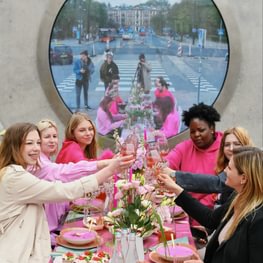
[154,88,176,108]
[56,140,114,164]
[166,131,223,212]
[160,110,180,138]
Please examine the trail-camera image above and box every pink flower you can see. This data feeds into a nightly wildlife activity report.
[115,191,124,200]
[122,182,133,190]
[137,186,148,195]
[144,185,155,193]
[110,208,124,217]
[131,180,140,188]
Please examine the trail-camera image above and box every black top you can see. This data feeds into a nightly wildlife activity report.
[176,191,263,263]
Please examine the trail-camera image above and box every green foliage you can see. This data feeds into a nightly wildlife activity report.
[53,0,108,39]
[167,0,224,37]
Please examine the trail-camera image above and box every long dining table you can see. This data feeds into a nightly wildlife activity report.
[50,202,196,263]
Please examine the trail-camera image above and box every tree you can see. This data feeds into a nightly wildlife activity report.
[151,14,166,35]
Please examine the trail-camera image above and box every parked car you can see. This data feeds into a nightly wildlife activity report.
[50,44,73,65]
[122,33,134,40]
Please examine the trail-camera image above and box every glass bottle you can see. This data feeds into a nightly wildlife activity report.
[126,232,139,263]
[111,232,125,263]
[121,228,129,257]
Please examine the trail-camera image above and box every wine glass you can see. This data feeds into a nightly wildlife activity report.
[157,137,169,163]
[83,187,102,224]
[145,142,161,183]
[120,133,139,180]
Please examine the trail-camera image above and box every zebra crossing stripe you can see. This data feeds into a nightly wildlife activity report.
[55,59,173,93]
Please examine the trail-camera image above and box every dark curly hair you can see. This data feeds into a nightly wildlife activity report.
[182,103,221,127]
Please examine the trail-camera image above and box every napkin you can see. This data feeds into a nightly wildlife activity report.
[65,211,84,223]
[51,245,97,256]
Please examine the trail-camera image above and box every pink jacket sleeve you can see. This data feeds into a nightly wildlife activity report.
[165,142,185,170]
[34,160,98,183]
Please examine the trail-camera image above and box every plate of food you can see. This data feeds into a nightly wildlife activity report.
[155,244,195,262]
[60,227,97,245]
[71,198,104,214]
[53,250,110,263]
[56,235,103,250]
[172,212,187,221]
[83,216,104,231]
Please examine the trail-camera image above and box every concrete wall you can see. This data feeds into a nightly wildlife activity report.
[0,0,262,147]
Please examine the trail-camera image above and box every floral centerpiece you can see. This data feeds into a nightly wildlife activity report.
[105,179,166,239]
[124,82,154,127]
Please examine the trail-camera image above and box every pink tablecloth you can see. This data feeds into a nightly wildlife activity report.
[52,216,195,262]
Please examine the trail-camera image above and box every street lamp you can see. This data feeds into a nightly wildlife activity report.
[78,4,82,44]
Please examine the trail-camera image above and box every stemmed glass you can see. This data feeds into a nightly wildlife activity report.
[145,142,161,184]
[157,137,169,158]
[83,186,102,224]
[157,136,169,164]
[120,133,138,180]
[102,178,115,216]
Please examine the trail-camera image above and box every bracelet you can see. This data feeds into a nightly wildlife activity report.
[169,171,176,179]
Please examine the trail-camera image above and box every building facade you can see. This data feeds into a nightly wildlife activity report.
[108,5,164,32]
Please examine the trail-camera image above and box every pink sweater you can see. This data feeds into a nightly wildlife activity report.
[166,131,223,210]
[160,110,180,138]
[154,89,176,108]
[56,140,91,164]
[96,107,125,136]
[56,140,114,164]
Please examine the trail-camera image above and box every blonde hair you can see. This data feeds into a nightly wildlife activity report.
[216,127,254,173]
[37,119,57,133]
[223,146,263,240]
[37,119,58,156]
[65,112,97,159]
[0,123,40,174]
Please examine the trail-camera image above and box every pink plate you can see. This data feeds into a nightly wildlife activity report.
[61,227,97,245]
[156,245,194,262]
[170,206,184,216]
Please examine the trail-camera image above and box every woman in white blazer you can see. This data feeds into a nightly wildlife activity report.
[0,122,134,263]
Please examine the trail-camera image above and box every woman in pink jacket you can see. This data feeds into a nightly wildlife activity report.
[96,95,127,137]
[153,96,180,138]
[166,103,222,227]
[56,112,115,163]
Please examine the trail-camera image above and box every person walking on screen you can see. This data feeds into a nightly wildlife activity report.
[73,50,94,110]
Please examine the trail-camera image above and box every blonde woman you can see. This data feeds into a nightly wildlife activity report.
[158,146,263,263]
[32,119,119,246]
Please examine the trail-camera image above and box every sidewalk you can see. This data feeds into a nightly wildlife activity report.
[51,38,96,48]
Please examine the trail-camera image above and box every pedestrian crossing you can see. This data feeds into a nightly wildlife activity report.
[56,59,174,93]
[168,56,218,92]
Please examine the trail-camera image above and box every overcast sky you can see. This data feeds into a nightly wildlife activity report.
[97,0,181,6]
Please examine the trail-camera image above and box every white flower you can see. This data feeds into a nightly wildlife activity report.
[141,199,151,208]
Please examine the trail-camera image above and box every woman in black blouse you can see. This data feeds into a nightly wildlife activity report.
[158,146,263,263]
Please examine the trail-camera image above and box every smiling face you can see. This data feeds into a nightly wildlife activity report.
[223,134,242,161]
[73,120,95,150]
[40,126,58,157]
[224,157,246,192]
[189,118,215,149]
[21,130,41,166]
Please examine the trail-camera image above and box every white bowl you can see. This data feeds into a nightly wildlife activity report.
[61,227,97,245]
